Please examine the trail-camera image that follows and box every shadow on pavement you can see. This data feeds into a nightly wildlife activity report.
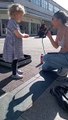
[0,66,11,73]
[0,76,12,89]
[40,70,58,81]
[0,76,12,96]
[4,70,60,120]
[2,70,68,120]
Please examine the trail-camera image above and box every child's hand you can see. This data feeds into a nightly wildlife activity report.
[23,33,29,38]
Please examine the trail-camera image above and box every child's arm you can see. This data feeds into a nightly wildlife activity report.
[14,29,29,38]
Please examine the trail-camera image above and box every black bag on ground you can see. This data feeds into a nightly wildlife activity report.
[50,85,68,112]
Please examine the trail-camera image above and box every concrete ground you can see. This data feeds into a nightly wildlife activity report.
[0,36,68,120]
[17,73,68,120]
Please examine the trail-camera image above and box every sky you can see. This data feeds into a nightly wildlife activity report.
[53,0,68,10]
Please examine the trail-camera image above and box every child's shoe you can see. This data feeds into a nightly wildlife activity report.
[12,73,23,79]
[17,69,23,74]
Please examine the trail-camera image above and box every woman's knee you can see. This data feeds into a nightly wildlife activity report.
[43,53,51,62]
[42,63,48,71]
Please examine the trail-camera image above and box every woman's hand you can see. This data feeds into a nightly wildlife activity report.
[47,31,52,39]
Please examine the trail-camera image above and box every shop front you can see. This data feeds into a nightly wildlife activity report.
[0,9,8,37]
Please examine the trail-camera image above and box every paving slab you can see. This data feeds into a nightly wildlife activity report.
[0,36,59,93]
[0,70,60,120]
[0,36,64,120]
[18,75,68,120]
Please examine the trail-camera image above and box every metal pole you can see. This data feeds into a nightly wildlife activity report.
[42,38,45,54]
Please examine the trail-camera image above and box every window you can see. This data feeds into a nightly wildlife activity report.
[54,6,59,13]
[41,0,47,9]
[31,23,38,34]
[32,0,34,2]
[31,0,41,6]
[48,3,54,12]
[20,22,29,34]
[31,0,36,4]
[35,0,40,6]
[0,0,14,2]
[2,19,8,35]
[45,0,48,9]
[31,0,48,9]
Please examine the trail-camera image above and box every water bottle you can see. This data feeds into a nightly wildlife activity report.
[40,54,44,64]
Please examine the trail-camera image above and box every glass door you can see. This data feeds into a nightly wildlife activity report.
[0,20,1,36]
[1,19,8,36]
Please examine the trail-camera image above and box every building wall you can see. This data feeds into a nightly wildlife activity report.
[0,0,68,36]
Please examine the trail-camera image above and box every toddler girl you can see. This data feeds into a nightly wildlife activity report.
[3,4,29,79]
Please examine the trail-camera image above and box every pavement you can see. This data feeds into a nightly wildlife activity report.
[0,36,59,92]
[0,36,68,120]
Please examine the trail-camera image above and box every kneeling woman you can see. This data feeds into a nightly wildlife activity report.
[42,11,68,76]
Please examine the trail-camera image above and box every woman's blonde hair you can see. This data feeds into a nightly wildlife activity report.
[8,3,25,17]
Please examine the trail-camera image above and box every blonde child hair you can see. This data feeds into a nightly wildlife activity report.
[8,3,25,18]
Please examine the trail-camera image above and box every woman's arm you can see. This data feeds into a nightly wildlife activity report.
[47,31,59,48]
